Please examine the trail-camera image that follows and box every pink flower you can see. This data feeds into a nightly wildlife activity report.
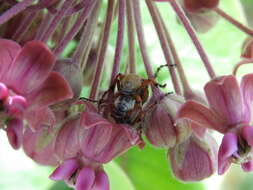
[0,38,73,148]
[177,74,253,174]
[23,101,140,189]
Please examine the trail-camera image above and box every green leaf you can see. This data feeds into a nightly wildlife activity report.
[104,162,135,190]
[116,144,204,190]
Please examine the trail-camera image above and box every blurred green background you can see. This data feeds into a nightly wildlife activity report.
[1,0,253,190]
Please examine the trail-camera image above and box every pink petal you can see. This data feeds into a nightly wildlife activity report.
[54,118,80,160]
[0,82,8,100]
[205,76,245,128]
[0,39,21,79]
[80,110,111,129]
[5,41,55,94]
[177,100,225,133]
[218,133,238,175]
[23,127,58,166]
[92,171,109,190]
[50,159,79,181]
[6,119,23,149]
[27,72,73,108]
[76,167,95,190]
[241,126,253,147]
[240,73,253,122]
[242,160,253,172]
[24,107,55,131]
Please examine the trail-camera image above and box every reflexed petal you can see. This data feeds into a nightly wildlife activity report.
[5,41,55,94]
[92,170,109,190]
[169,134,217,181]
[241,73,253,122]
[205,76,245,127]
[27,72,73,108]
[76,167,95,190]
[0,39,21,79]
[242,160,253,172]
[218,133,238,175]
[24,107,55,131]
[0,83,8,100]
[81,110,112,129]
[50,159,79,181]
[54,118,80,160]
[23,127,58,166]
[241,126,253,147]
[6,119,23,149]
[177,100,225,133]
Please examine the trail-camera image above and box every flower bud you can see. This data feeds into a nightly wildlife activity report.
[54,59,83,98]
[168,132,218,181]
[182,0,219,13]
[0,82,8,100]
[178,0,220,33]
[144,92,191,148]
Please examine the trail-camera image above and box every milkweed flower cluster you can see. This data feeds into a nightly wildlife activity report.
[1,0,253,189]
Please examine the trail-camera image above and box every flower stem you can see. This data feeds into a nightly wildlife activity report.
[39,0,75,42]
[12,11,37,41]
[146,0,182,95]
[110,0,126,85]
[0,0,34,25]
[233,58,253,76]
[169,1,216,79]
[53,0,96,57]
[214,7,253,37]
[155,5,194,99]
[89,0,115,99]
[73,0,101,70]
[132,0,153,78]
[126,0,136,74]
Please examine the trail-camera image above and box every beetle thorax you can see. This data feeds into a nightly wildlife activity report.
[119,74,142,94]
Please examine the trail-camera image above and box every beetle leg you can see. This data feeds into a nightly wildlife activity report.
[98,74,124,110]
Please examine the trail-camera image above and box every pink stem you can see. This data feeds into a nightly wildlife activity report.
[126,0,136,74]
[233,58,253,76]
[146,0,182,95]
[73,0,101,69]
[169,1,216,79]
[12,11,37,41]
[110,0,126,85]
[89,0,115,99]
[0,0,34,25]
[214,7,253,38]
[35,11,54,40]
[39,0,75,42]
[132,0,153,78]
[53,0,96,57]
[156,5,194,99]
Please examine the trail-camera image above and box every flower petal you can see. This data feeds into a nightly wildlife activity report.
[177,100,225,133]
[80,109,111,129]
[218,133,238,175]
[205,75,245,128]
[241,160,253,172]
[50,158,79,181]
[24,107,55,131]
[6,119,23,149]
[241,126,253,147]
[240,73,253,122]
[76,167,95,190]
[27,72,73,108]
[0,39,21,79]
[92,170,109,190]
[5,41,55,94]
